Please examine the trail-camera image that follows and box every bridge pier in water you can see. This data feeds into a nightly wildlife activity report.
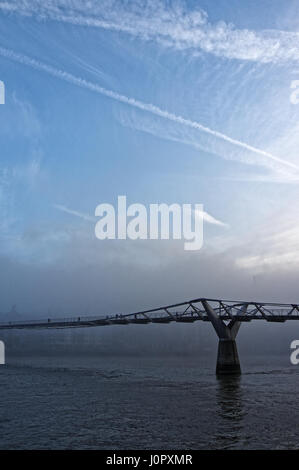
[202,300,247,375]
[216,339,240,375]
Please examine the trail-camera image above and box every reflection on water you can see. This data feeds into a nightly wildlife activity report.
[215,375,246,448]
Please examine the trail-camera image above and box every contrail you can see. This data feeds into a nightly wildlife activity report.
[54,202,227,227]
[2,1,299,65]
[53,204,95,222]
[0,46,297,172]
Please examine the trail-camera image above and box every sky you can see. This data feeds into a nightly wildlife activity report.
[1,0,299,316]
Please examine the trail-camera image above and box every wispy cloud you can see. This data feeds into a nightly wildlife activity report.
[0,157,42,239]
[53,204,95,222]
[195,209,228,228]
[232,209,299,272]
[1,1,299,64]
[118,108,299,178]
[0,168,15,234]
[0,92,41,138]
[0,46,297,177]
[54,203,228,229]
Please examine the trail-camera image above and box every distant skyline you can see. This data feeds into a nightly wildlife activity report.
[1,1,299,315]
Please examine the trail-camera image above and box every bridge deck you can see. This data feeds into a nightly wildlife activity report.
[1,298,299,330]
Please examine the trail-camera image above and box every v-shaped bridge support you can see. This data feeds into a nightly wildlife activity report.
[202,300,248,375]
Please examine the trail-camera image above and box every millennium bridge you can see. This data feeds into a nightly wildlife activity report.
[1,297,299,375]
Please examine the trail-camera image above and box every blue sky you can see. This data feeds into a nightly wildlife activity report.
[1,1,299,314]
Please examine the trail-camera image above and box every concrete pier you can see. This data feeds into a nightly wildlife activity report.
[202,300,247,375]
[216,339,241,375]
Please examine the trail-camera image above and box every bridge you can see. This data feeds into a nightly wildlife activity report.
[1,297,299,375]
